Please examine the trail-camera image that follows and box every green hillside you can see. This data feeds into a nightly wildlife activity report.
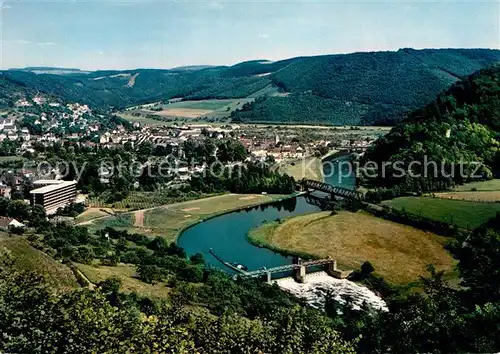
[363,64,500,192]
[233,49,500,124]
[0,234,78,290]
[0,72,37,108]
[3,48,500,125]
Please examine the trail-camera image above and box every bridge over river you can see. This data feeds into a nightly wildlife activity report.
[300,179,365,201]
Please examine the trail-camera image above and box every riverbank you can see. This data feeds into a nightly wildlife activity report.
[280,150,351,183]
[281,156,324,182]
[247,210,456,284]
[88,193,301,243]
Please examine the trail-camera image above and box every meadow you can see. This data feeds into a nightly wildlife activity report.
[86,193,287,242]
[248,211,456,284]
[452,179,500,192]
[280,157,323,182]
[382,196,500,229]
[153,99,253,119]
[75,263,171,299]
[75,208,114,224]
[117,113,167,126]
[434,191,500,202]
[165,99,243,110]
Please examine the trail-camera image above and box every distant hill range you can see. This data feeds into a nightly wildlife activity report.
[169,65,217,72]
[2,48,500,125]
[8,67,91,75]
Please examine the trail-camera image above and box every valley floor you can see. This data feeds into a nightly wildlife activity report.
[248,211,456,284]
[85,193,290,243]
[382,196,500,229]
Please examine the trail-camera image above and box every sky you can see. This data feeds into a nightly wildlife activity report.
[0,0,499,70]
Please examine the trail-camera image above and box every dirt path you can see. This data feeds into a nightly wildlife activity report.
[133,209,145,227]
[77,215,110,226]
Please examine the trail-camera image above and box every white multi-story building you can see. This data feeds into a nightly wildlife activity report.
[30,180,77,214]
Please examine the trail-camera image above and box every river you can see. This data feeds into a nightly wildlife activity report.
[178,154,355,270]
[177,155,387,311]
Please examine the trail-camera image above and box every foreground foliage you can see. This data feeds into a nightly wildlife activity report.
[3,206,500,352]
[0,259,356,353]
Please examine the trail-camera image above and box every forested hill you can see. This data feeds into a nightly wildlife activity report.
[362,64,500,193]
[0,72,38,107]
[2,48,500,125]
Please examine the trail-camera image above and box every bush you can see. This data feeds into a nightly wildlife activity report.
[137,264,165,284]
[75,245,95,264]
[9,226,25,235]
[361,261,375,275]
[189,253,205,265]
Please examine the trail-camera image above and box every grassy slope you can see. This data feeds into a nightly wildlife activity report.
[0,233,78,290]
[76,263,171,299]
[248,211,456,284]
[382,196,500,229]
[453,179,500,191]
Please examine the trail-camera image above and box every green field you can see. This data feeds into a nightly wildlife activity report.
[120,98,256,123]
[453,179,500,191]
[87,212,134,230]
[164,98,254,120]
[165,99,248,110]
[74,208,112,224]
[117,113,167,126]
[382,196,500,229]
[281,157,323,182]
[76,263,171,299]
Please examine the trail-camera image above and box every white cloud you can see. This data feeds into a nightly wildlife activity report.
[208,1,224,10]
[38,41,57,46]
[6,39,31,45]
[258,33,270,39]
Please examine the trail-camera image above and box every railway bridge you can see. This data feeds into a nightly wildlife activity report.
[299,179,365,201]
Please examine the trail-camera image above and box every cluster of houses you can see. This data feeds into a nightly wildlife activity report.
[239,134,306,162]
[0,118,31,142]
[98,124,232,148]
[9,97,105,141]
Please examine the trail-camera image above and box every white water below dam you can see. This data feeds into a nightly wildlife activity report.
[274,271,388,312]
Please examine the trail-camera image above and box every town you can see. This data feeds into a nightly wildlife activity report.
[0,93,383,219]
